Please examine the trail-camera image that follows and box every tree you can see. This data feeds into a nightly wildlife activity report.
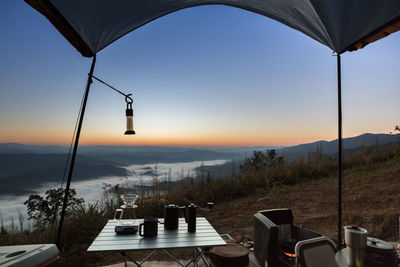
[240,151,266,171]
[24,188,84,228]
[240,149,284,172]
[390,125,400,143]
[390,125,400,135]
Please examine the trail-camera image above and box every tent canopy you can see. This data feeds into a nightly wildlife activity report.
[26,0,400,57]
[24,0,400,248]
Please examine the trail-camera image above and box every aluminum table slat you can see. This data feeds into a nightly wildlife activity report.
[87,217,226,252]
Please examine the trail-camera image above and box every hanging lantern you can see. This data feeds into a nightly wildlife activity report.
[124,96,135,135]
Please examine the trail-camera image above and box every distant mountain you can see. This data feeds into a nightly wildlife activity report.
[0,143,278,158]
[0,143,69,154]
[279,133,398,161]
[198,133,399,177]
[0,153,128,195]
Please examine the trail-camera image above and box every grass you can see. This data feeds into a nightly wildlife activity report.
[0,142,399,265]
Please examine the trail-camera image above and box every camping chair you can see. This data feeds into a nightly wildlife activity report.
[295,236,338,267]
[253,208,323,267]
[253,208,294,266]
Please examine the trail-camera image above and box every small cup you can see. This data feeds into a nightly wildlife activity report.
[139,217,159,237]
[114,209,123,221]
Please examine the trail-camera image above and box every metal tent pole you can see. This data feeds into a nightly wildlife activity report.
[57,55,97,248]
[337,53,343,247]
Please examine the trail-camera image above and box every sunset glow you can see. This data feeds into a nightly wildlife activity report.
[1,2,399,147]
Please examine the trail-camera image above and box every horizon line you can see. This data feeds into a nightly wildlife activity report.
[0,132,390,148]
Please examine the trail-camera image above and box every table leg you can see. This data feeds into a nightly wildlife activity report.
[162,250,186,266]
[139,249,157,264]
[197,248,212,267]
[192,248,197,267]
[120,251,127,267]
[182,248,211,267]
[120,251,142,267]
[120,247,212,267]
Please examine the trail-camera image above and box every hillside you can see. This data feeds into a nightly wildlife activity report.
[200,133,399,177]
[206,152,400,244]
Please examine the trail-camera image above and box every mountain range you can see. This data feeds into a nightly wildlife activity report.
[279,133,398,161]
[0,133,397,196]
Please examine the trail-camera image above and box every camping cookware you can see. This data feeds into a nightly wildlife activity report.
[365,237,396,267]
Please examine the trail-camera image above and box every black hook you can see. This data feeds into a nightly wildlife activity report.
[125,94,133,104]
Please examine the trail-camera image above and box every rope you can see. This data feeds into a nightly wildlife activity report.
[92,75,133,102]
[60,78,88,188]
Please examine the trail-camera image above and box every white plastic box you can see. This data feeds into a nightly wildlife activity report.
[0,244,59,266]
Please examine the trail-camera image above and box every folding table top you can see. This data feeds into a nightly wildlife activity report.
[88,217,226,252]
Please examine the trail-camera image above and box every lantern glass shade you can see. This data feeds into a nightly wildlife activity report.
[124,108,135,135]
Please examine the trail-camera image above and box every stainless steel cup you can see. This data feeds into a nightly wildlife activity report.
[344,225,367,267]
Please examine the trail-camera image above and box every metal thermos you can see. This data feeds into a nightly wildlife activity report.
[344,225,367,267]
[187,204,197,233]
[182,204,197,232]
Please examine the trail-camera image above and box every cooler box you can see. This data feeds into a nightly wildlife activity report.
[0,244,59,267]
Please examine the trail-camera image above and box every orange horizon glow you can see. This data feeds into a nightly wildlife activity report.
[0,118,386,148]
[0,132,347,147]
[0,137,303,147]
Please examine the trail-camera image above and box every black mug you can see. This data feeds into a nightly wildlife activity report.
[139,217,159,237]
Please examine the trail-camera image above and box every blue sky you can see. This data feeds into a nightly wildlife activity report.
[0,1,399,146]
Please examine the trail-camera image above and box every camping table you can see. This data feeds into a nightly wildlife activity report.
[87,217,226,267]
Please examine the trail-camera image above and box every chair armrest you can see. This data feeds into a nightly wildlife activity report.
[295,236,338,267]
[253,212,280,263]
[295,226,323,241]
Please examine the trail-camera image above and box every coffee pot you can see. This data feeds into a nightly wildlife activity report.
[114,194,138,226]
[164,202,214,232]
[164,204,181,230]
[164,203,197,232]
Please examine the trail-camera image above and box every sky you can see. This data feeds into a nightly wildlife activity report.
[0,1,399,147]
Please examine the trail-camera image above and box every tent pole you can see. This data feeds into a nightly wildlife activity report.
[337,53,343,247]
[57,55,97,248]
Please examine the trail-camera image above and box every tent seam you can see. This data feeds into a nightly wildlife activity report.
[307,0,337,53]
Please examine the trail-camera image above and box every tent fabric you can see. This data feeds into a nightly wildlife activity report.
[347,16,400,52]
[25,0,400,57]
